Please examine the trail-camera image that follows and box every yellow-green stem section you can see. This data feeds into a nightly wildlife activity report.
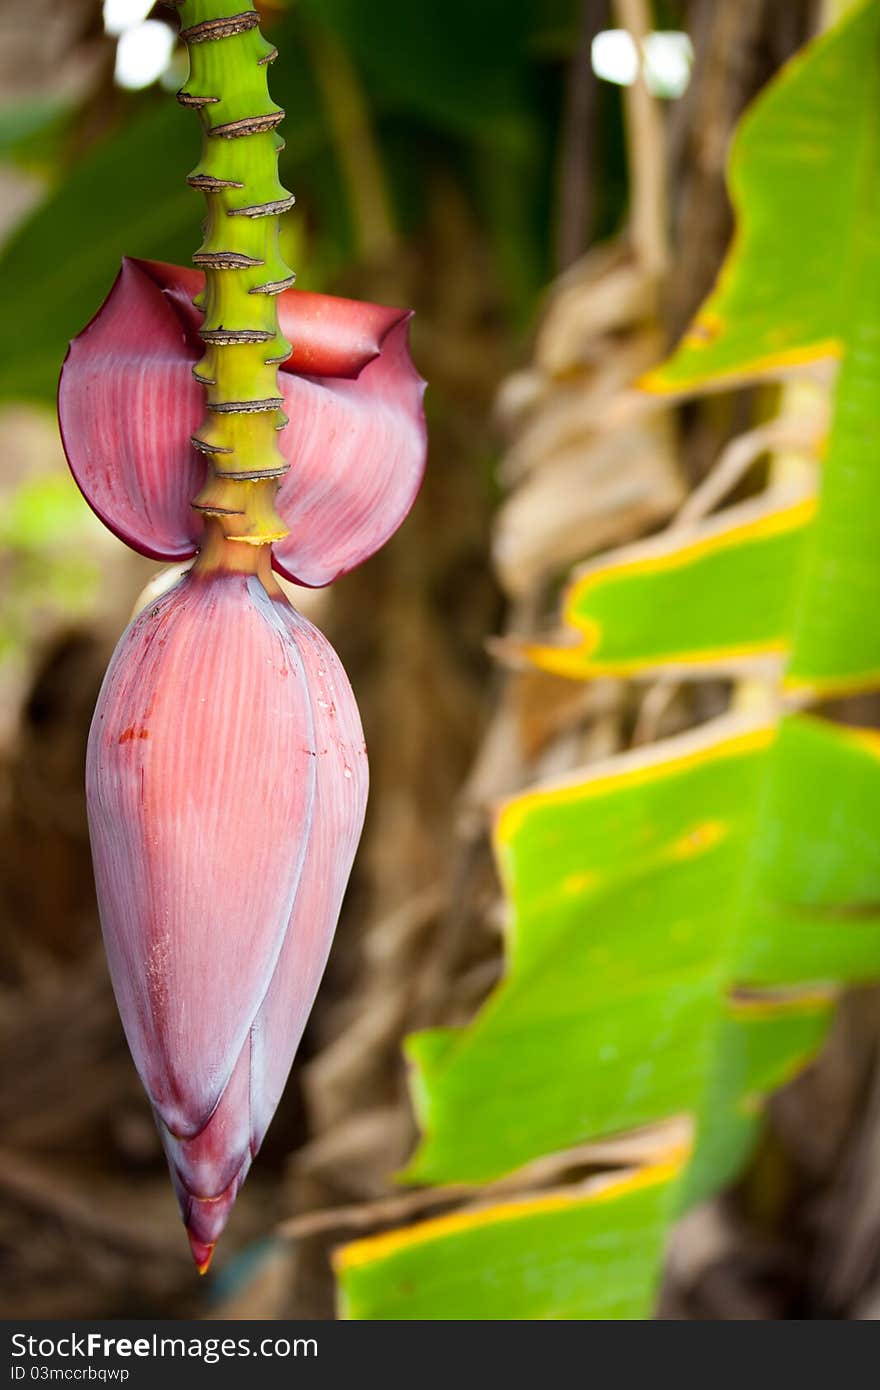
[175,0,294,546]
[195,517,283,590]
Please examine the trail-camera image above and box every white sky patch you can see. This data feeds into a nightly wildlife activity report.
[591,29,694,99]
[643,32,694,99]
[591,29,639,87]
[114,20,176,90]
[103,0,155,37]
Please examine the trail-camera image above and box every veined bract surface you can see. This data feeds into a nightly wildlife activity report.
[88,564,368,1270]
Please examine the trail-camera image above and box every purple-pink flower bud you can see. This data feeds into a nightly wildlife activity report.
[59,260,426,1268]
[88,566,367,1267]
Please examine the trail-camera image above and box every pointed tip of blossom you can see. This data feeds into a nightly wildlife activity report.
[188,1233,215,1276]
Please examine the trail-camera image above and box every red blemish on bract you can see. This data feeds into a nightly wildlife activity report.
[118,726,150,744]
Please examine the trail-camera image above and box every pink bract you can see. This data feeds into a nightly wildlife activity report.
[58,258,427,586]
[86,571,368,1264]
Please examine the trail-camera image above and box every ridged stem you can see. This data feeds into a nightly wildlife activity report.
[173,0,294,547]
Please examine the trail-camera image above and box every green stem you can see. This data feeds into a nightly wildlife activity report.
[173,0,294,548]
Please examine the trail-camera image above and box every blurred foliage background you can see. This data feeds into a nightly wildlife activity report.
[6,0,880,1320]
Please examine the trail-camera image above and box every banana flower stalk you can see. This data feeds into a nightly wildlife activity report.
[57,1,425,1272]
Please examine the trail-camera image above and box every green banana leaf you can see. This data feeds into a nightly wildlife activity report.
[527,494,814,679]
[338,1157,684,1321]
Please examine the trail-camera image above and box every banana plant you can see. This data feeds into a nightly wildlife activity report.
[58,0,425,1272]
[336,0,880,1319]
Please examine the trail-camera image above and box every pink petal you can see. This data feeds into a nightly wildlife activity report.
[58,258,204,562]
[131,263,427,586]
[271,317,427,586]
[153,598,367,1257]
[86,570,317,1139]
[158,1036,254,1202]
[60,259,426,584]
[277,289,407,378]
[136,258,205,341]
[171,1155,251,1250]
[131,258,409,378]
[249,601,368,1147]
